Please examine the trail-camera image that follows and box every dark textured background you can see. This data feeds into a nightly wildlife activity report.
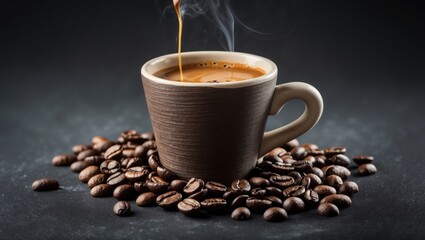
[1,0,425,239]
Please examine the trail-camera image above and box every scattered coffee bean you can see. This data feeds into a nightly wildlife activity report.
[107,172,127,187]
[125,166,150,182]
[328,154,350,167]
[250,188,267,198]
[100,160,121,175]
[91,136,110,145]
[201,198,227,213]
[125,157,143,169]
[291,147,308,160]
[338,181,359,196]
[249,177,270,188]
[304,189,320,206]
[77,149,98,161]
[93,141,114,153]
[314,185,337,198]
[88,173,107,189]
[265,186,282,197]
[147,155,160,171]
[178,198,201,216]
[205,181,227,197]
[156,166,178,182]
[309,167,324,179]
[246,197,272,213]
[134,181,149,193]
[231,207,251,221]
[269,175,295,189]
[324,175,344,189]
[283,197,305,214]
[325,165,351,180]
[263,207,288,222]
[52,154,77,166]
[147,178,170,194]
[156,191,182,210]
[320,194,352,208]
[231,179,251,193]
[231,195,249,209]
[282,185,306,198]
[170,179,187,192]
[136,192,158,207]
[263,195,283,207]
[282,139,299,151]
[104,145,123,160]
[113,184,137,200]
[184,178,205,195]
[113,201,131,216]
[324,146,347,157]
[72,144,92,155]
[264,147,287,162]
[70,160,91,173]
[317,203,339,217]
[90,183,112,197]
[32,178,59,191]
[84,155,105,166]
[305,173,322,188]
[79,166,100,183]
[187,188,208,201]
[301,143,319,151]
[353,155,374,165]
[357,163,377,176]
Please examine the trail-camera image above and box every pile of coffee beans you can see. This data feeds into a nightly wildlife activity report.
[33,130,377,222]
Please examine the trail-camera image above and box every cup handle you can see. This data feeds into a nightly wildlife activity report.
[259,82,324,157]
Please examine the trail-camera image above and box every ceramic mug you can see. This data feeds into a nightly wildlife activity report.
[141,51,323,184]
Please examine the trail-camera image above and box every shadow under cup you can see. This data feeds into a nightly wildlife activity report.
[141,51,278,184]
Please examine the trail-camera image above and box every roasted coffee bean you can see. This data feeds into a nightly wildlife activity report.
[184,178,205,195]
[324,146,347,157]
[90,183,113,197]
[125,166,150,182]
[291,147,308,160]
[77,149,98,161]
[264,147,287,162]
[292,160,313,172]
[288,171,302,180]
[88,173,107,188]
[113,184,137,200]
[256,170,279,179]
[93,141,114,153]
[327,154,350,167]
[205,181,227,196]
[106,172,127,187]
[222,190,241,202]
[304,189,320,206]
[231,207,251,221]
[156,191,182,210]
[231,179,251,193]
[113,201,132,216]
[314,185,337,198]
[303,156,317,166]
[141,132,155,141]
[91,136,110,145]
[147,177,169,194]
[246,197,272,213]
[301,176,311,189]
[136,192,158,207]
[178,198,201,216]
[147,155,160,171]
[170,179,188,192]
[79,166,100,183]
[120,130,146,144]
[269,175,295,189]
[314,156,326,167]
[125,157,143,169]
[120,158,130,168]
[338,181,359,196]
[357,163,377,176]
[156,166,178,182]
[135,141,156,159]
[265,186,282,197]
[201,198,227,213]
[147,149,158,158]
[100,160,121,175]
[70,160,91,173]
[84,155,105,166]
[231,195,249,209]
[320,194,352,208]
[309,167,324,179]
[249,177,270,188]
[264,195,283,207]
[250,188,267,198]
[317,203,339,217]
[122,149,135,158]
[353,155,374,165]
[52,154,77,166]
[263,207,288,222]
[307,149,325,157]
[134,181,149,193]
[324,175,343,189]
[282,139,299,151]
[72,144,92,155]
[301,143,319,151]
[104,145,123,160]
[282,185,306,198]
[257,159,272,170]
[324,165,351,180]
[305,173,322,188]
[270,162,294,174]
[283,197,305,214]
[147,171,158,180]
[187,188,208,201]
[32,178,59,191]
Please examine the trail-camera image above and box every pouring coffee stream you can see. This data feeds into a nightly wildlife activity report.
[173,0,184,81]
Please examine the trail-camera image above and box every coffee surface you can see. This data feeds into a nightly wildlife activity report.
[154,62,265,83]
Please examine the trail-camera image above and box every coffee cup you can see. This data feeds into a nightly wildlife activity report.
[141,51,323,184]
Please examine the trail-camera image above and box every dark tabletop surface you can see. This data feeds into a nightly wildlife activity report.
[1,0,425,239]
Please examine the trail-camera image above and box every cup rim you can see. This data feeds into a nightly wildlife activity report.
[141,51,277,88]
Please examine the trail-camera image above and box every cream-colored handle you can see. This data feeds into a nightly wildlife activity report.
[259,82,323,157]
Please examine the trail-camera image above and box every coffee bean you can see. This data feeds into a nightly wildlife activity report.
[264,195,283,207]
[314,185,337,198]
[231,207,251,221]
[125,166,150,182]
[282,185,306,198]
[269,175,295,189]
[314,156,326,167]
[113,201,131,216]
[282,139,299,151]
[338,181,359,196]
[147,155,160,171]
[320,194,352,208]
[88,173,107,188]
[304,189,320,206]
[302,143,319,151]
[291,160,313,172]
[100,160,121,175]
[170,179,188,192]
[270,162,294,174]
[90,183,113,197]
[136,192,158,207]
[187,188,208,201]
[231,179,251,193]
[317,203,339,217]
[291,147,308,160]
[77,149,98,161]
[305,173,322,188]
[222,190,241,202]
[250,188,267,198]
[178,198,201,216]
[324,175,344,189]
[231,195,249,209]
[324,146,346,157]
[107,172,127,187]
[303,156,317,166]
[32,178,59,191]
[125,157,143,169]
[288,171,302,180]
[265,186,282,197]
[264,147,287,162]
[156,191,182,210]
[91,136,110,145]
[184,178,205,195]
[256,170,279,179]
[246,197,272,213]
[113,184,137,200]
[84,155,105,166]
[283,197,305,214]
[249,177,270,188]
[134,181,149,193]
[263,207,288,222]
[93,141,114,153]
[328,154,350,167]
[52,154,77,166]
[147,177,169,194]
[72,144,92,155]
[324,165,351,180]
[308,149,325,157]
[120,130,146,144]
[141,132,155,141]
[70,160,91,173]
[301,176,311,189]
[353,155,374,165]
[205,181,227,196]
[309,167,324,179]
[104,145,123,160]
[156,166,178,182]
[201,198,227,213]
[147,171,158,180]
[79,166,100,183]
[357,163,377,176]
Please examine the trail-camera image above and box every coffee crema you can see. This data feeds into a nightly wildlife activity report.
[154,61,265,83]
